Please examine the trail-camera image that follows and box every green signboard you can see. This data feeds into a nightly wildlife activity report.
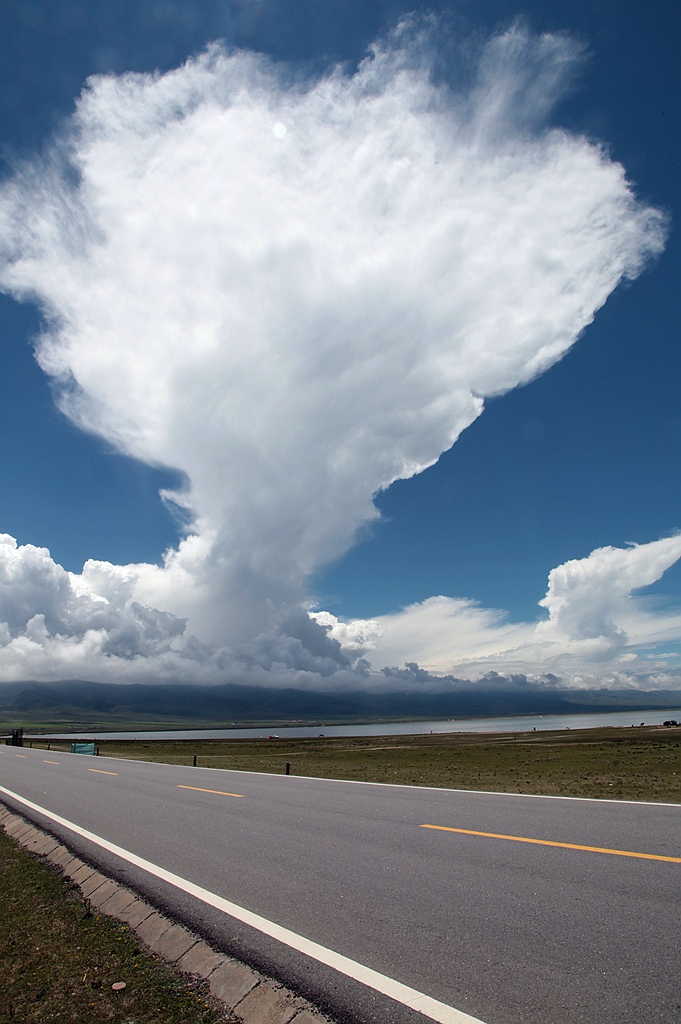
[71,742,96,755]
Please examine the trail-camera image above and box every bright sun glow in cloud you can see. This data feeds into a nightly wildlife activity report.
[0,18,676,689]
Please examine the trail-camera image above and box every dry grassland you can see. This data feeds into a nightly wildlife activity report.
[33,725,681,802]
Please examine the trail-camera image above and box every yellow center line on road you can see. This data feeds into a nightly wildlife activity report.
[177,784,244,799]
[419,824,681,864]
[43,760,60,765]
[88,768,119,776]
[15,754,27,758]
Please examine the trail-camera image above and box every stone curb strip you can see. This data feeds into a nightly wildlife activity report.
[0,804,335,1024]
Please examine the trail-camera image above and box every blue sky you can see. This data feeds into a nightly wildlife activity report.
[0,0,679,690]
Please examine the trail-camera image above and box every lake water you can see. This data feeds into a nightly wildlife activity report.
[32,706,681,741]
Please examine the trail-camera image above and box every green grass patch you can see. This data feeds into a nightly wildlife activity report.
[32,724,681,802]
[0,827,233,1023]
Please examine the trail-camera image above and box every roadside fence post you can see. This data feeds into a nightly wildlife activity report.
[193,754,197,767]
[285,761,291,775]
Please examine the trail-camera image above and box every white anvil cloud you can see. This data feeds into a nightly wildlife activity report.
[0,20,675,688]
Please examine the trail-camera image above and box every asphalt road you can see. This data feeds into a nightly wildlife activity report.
[1,745,679,1024]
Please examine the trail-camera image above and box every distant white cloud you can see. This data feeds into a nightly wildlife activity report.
[311,610,385,659]
[343,597,534,671]
[0,19,671,688]
[0,533,359,686]
[0,533,191,682]
[366,537,681,687]
[1,532,681,688]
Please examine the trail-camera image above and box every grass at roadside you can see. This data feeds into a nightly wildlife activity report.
[0,827,231,1024]
[29,725,681,802]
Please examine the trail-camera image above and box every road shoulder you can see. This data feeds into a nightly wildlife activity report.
[0,802,335,1024]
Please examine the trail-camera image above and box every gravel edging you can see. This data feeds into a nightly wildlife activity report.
[0,804,336,1024]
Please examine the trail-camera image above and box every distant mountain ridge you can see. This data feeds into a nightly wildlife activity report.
[1,679,680,730]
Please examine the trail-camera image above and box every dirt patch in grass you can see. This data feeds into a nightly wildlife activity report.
[0,827,233,1024]
[33,725,681,802]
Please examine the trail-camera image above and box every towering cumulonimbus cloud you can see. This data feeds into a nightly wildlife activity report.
[0,19,670,683]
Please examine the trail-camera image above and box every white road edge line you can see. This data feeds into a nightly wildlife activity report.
[0,784,485,1024]
[188,768,681,807]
